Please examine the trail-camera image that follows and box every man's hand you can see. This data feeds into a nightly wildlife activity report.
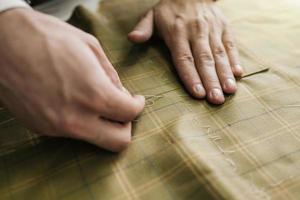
[0,8,145,152]
[128,0,243,105]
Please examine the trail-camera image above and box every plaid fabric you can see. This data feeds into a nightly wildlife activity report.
[1,0,300,199]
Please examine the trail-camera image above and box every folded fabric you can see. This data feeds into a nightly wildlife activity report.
[1,0,300,199]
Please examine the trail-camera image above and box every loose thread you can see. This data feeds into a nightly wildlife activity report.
[144,95,164,98]
[144,95,164,108]
[239,68,270,79]
[284,105,300,108]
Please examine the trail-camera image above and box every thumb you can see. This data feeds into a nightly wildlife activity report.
[128,10,154,43]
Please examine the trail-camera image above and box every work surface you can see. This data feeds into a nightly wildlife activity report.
[1,0,300,199]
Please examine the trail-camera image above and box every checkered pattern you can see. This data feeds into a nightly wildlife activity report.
[1,0,300,199]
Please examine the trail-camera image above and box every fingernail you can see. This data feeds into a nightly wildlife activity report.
[194,84,205,97]
[209,88,224,104]
[234,64,244,75]
[128,30,144,40]
[223,79,237,93]
[133,30,143,36]
[135,95,145,103]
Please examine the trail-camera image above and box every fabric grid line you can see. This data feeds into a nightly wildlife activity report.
[1,0,300,199]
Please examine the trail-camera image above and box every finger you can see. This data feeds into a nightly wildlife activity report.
[191,30,225,105]
[96,82,145,122]
[94,47,123,89]
[210,34,237,94]
[222,28,244,77]
[69,113,132,152]
[85,35,123,89]
[76,47,144,122]
[128,10,154,43]
[166,21,206,98]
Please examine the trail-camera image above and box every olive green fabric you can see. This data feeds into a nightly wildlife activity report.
[1,0,300,199]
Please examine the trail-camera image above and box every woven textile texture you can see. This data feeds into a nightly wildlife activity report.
[1,0,300,199]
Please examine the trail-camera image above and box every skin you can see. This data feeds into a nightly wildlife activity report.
[0,0,242,152]
[129,0,244,105]
[0,8,145,152]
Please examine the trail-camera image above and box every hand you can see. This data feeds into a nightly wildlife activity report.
[128,0,243,105]
[0,8,145,152]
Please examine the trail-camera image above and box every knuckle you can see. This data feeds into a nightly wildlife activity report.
[194,31,207,40]
[79,86,108,112]
[224,40,235,51]
[111,75,120,86]
[57,112,79,134]
[173,19,185,32]
[177,53,194,64]
[190,18,207,32]
[213,47,226,57]
[106,67,120,85]
[199,51,214,64]
[87,34,100,46]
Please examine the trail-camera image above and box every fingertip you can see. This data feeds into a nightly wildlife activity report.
[208,88,225,105]
[133,95,145,111]
[100,121,132,152]
[233,64,244,77]
[223,78,237,94]
[135,95,145,104]
[108,134,131,152]
[128,30,149,43]
[192,84,206,99]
